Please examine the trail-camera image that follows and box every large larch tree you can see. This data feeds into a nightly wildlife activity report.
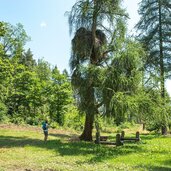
[68,0,127,141]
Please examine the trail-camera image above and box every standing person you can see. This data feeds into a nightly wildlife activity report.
[42,120,48,141]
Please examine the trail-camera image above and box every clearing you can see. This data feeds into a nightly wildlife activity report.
[0,124,171,171]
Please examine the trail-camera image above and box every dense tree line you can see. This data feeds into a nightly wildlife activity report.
[0,22,76,127]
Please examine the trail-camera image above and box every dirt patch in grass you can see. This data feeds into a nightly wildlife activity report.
[0,123,79,140]
[0,123,40,131]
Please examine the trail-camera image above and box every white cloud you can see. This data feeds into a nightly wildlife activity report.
[40,21,47,28]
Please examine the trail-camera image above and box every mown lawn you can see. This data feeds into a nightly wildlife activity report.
[0,124,171,171]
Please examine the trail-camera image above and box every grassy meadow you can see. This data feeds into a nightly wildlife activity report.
[0,124,171,171]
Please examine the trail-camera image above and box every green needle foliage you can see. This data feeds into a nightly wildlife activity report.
[68,0,128,141]
[136,0,171,134]
[102,39,144,125]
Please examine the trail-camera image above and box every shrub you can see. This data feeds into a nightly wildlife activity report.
[10,115,25,125]
[64,105,84,131]
[0,102,8,122]
[146,122,161,132]
[50,122,60,129]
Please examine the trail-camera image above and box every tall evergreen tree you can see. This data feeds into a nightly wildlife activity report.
[136,0,171,134]
[68,0,127,141]
[19,48,36,70]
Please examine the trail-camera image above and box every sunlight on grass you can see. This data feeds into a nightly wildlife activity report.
[0,125,171,171]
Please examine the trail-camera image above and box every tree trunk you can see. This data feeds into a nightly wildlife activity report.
[161,125,167,135]
[143,123,146,131]
[79,73,97,141]
[79,112,94,141]
[80,1,98,141]
[158,0,165,100]
[158,0,167,135]
[79,0,101,141]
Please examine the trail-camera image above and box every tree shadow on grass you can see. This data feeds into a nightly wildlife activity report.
[49,133,77,139]
[0,135,145,163]
[1,134,170,169]
[0,135,43,148]
[136,165,171,171]
[140,134,160,140]
[163,159,171,166]
[150,166,171,171]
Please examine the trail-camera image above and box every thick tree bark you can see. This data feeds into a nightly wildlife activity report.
[143,123,146,131]
[158,0,165,100]
[158,0,167,135]
[79,82,96,141]
[80,0,98,141]
[79,112,94,141]
[161,125,167,135]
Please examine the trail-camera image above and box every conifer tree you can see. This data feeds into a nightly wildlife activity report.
[68,0,127,141]
[136,0,171,134]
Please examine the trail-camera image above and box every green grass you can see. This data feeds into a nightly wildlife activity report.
[0,124,171,171]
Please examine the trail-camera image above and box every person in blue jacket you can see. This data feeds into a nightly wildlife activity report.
[42,120,49,141]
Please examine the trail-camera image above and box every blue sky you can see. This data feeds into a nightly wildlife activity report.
[0,0,140,71]
[0,0,76,70]
[0,0,170,95]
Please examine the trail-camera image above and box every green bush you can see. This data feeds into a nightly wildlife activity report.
[50,122,60,129]
[25,116,41,125]
[64,105,84,131]
[146,122,161,132]
[119,122,133,129]
[0,102,8,122]
[10,114,25,125]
